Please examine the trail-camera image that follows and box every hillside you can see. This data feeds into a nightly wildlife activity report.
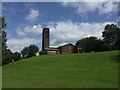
[2,51,118,88]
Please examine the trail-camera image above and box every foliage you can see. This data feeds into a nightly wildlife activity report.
[1,17,13,65]
[21,44,39,58]
[21,47,29,58]
[75,36,111,53]
[39,50,47,55]
[0,17,7,50]
[2,49,13,65]
[2,31,7,50]
[102,24,120,50]
[1,17,7,50]
[0,17,7,29]
[28,44,39,57]
[12,52,22,61]
[95,39,112,51]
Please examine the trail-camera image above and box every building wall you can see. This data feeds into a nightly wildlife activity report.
[42,28,49,50]
[59,44,77,54]
[47,50,56,54]
[47,50,60,54]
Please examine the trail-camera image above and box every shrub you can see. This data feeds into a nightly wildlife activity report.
[39,50,47,55]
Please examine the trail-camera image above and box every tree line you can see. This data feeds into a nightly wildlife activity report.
[76,24,120,53]
[1,17,120,65]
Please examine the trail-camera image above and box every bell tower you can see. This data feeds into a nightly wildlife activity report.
[42,28,49,50]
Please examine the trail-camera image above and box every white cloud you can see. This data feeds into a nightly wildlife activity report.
[25,8,39,21]
[99,1,117,14]
[17,25,43,36]
[62,1,117,15]
[17,29,26,36]
[7,38,40,52]
[47,21,115,47]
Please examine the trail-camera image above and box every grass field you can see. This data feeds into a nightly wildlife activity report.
[0,67,2,89]
[2,51,118,88]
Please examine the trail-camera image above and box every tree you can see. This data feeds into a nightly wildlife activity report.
[102,24,120,50]
[21,44,39,58]
[12,52,22,61]
[2,31,7,50]
[0,17,7,50]
[2,49,13,65]
[21,47,29,58]
[0,17,7,29]
[0,17,7,51]
[0,17,13,65]
[75,36,111,53]
[95,39,111,51]
[76,37,97,52]
[28,44,39,57]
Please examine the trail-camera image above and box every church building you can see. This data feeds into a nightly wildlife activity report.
[42,28,77,54]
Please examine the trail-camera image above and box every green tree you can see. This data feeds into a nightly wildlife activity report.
[21,44,39,58]
[75,36,111,53]
[0,17,7,29]
[76,37,97,52]
[28,44,39,57]
[2,31,7,50]
[0,17,7,50]
[102,24,120,50]
[0,17,7,51]
[21,47,29,58]
[12,52,22,61]
[0,17,13,65]
[2,49,13,65]
[95,39,111,51]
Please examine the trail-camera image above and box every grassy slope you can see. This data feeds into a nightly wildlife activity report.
[3,51,118,88]
[0,68,2,89]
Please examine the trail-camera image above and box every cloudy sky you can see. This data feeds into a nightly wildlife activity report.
[2,1,118,52]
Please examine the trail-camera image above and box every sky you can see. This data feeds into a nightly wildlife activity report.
[2,1,118,52]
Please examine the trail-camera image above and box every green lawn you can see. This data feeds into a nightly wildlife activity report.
[0,67,2,89]
[2,51,118,88]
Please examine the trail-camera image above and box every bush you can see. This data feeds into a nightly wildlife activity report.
[2,49,13,65]
[39,50,47,55]
[12,52,22,61]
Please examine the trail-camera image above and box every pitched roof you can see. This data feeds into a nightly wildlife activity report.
[58,43,75,48]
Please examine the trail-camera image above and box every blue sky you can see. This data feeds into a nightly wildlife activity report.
[2,2,118,52]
